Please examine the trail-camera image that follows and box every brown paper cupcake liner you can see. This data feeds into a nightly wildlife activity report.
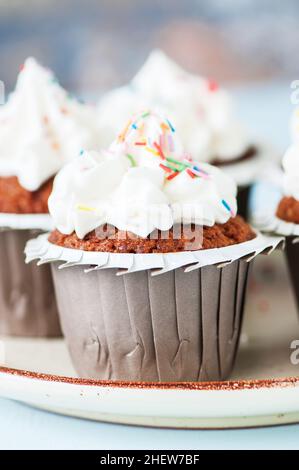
[51,260,250,382]
[25,231,282,381]
[254,215,299,312]
[285,237,299,312]
[0,229,61,337]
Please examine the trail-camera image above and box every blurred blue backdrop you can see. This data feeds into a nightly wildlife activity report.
[0,0,299,94]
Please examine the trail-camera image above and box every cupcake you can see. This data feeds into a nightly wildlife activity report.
[26,110,281,381]
[0,58,99,337]
[267,143,299,310]
[98,50,269,218]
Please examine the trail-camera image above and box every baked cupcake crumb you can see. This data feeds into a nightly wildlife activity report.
[0,176,53,214]
[48,215,255,253]
[276,196,299,224]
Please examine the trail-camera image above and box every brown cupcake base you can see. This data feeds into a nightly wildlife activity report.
[276,196,299,224]
[0,176,53,214]
[48,216,255,254]
[0,229,61,337]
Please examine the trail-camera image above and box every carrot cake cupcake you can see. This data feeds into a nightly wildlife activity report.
[0,57,99,337]
[27,110,281,381]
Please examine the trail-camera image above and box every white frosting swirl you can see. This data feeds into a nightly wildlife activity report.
[49,111,237,239]
[281,144,299,200]
[0,57,99,191]
[97,50,249,163]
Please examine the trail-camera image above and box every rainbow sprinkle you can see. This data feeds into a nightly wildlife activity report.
[222,199,234,216]
[145,146,159,157]
[153,141,165,159]
[159,163,172,174]
[126,153,137,167]
[207,79,219,92]
[167,171,180,181]
[166,118,175,132]
[186,169,196,179]
[77,204,95,212]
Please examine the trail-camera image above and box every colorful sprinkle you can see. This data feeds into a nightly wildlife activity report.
[77,204,95,212]
[222,199,234,216]
[79,149,84,156]
[118,120,132,142]
[159,163,172,174]
[207,79,219,92]
[145,146,159,157]
[166,156,188,170]
[187,169,196,179]
[153,142,165,159]
[167,171,180,181]
[52,141,60,151]
[168,135,174,152]
[126,153,137,167]
[166,118,175,132]
[161,122,170,132]
[192,165,209,178]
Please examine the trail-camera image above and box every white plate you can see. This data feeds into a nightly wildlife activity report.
[0,251,299,429]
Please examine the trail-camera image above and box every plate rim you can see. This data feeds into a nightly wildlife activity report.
[1,365,299,391]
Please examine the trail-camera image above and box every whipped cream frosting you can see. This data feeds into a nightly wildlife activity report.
[49,111,237,239]
[97,50,249,163]
[0,57,99,191]
[281,144,299,200]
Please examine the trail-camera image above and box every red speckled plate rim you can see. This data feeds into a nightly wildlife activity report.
[1,366,299,391]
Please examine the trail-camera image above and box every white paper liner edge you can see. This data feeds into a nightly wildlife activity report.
[25,232,284,276]
[254,214,299,238]
[0,213,53,231]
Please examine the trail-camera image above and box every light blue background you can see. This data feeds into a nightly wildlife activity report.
[1,83,298,450]
[1,397,299,450]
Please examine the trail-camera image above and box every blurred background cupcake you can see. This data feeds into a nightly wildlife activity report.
[97,50,270,219]
[0,57,99,337]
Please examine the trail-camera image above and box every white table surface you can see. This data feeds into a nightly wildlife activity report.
[1,82,298,450]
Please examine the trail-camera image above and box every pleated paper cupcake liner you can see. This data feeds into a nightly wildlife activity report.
[51,260,250,382]
[0,229,61,337]
[25,231,283,381]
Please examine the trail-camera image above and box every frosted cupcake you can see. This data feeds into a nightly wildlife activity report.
[271,143,299,311]
[26,111,281,381]
[0,58,99,337]
[98,50,268,218]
